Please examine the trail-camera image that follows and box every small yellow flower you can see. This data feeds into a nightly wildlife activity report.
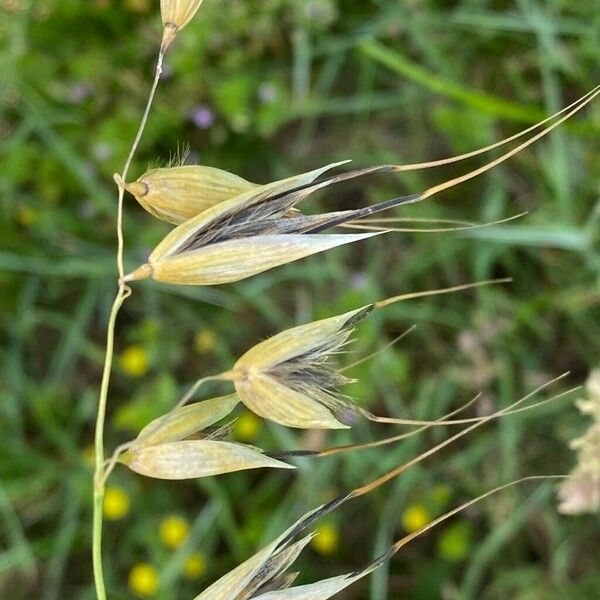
[119,344,149,377]
[311,523,339,555]
[16,204,36,227]
[233,411,262,442]
[194,328,216,354]
[401,504,431,533]
[184,552,207,580]
[159,515,189,549]
[103,486,131,520]
[128,563,159,597]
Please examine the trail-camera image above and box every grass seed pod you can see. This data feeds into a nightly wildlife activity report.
[125,165,258,225]
[227,281,507,429]
[122,439,294,480]
[232,307,372,429]
[133,394,239,447]
[193,504,326,600]
[123,161,421,286]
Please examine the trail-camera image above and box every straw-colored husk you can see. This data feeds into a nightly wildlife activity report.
[123,439,293,479]
[161,0,204,29]
[133,394,239,447]
[126,165,258,225]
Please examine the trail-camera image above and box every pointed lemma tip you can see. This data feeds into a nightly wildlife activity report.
[123,263,153,283]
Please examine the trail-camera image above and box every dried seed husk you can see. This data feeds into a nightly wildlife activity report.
[129,233,380,286]
[122,440,293,480]
[231,307,372,429]
[235,372,348,430]
[236,308,370,370]
[238,535,313,599]
[133,394,239,447]
[194,503,328,600]
[126,165,258,225]
[125,161,371,284]
[145,161,350,262]
[251,572,368,600]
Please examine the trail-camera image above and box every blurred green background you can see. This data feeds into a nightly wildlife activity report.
[1,0,599,598]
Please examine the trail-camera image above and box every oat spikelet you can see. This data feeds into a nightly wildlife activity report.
[123,162,418,286]
[228,280,507,429]
[122,439,293,480]
[119,394,293,480]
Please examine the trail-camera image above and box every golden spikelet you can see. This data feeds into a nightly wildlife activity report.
[231,307,372,429]
[123,162,420,285]
[225,281,507,429]
[133,394,240,447]
[120,394,293,479]
[124,165,258,225]
[122,439,293,480]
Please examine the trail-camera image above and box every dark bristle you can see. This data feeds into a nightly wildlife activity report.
[274,492,352,551]
[343,305,375,330]
[347,546,398,579]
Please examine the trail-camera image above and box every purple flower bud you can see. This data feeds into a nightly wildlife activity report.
[191,105,215,129]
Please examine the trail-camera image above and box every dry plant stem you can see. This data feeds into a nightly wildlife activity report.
[92,42,167,600]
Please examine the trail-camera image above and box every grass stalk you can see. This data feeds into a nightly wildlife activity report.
[92,42,166,600]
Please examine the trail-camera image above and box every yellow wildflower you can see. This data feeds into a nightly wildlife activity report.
[103,486,131,520]
[401,504,431,533]
[184,552,207,580]
[233,411,261,442]
[119,344,149,377]
[159,515,189,549]
[194,328,216,354]
[128,563,159,597]
[311,523,339,555]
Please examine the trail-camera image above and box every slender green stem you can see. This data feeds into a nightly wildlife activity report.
[92,42,166,600]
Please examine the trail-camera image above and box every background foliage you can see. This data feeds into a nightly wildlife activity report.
[1,0,599,598]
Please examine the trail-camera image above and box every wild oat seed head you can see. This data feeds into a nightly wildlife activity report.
[124,162,393,286]
[193,509,317,600]
[231,306,373,429]
[121,393,293,479]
